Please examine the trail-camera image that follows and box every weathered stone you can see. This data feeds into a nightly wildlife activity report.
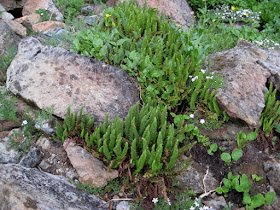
[122,0,194,29]
[0,164,108,209]
[0,2,5,11]
[81,5,95,16]
[258,49,280,91]
[116,201,131,210]
[264,159,280,195]
[81,15,98,26]
[203,195,227,210]
[36,136,51,150]
[0,118,20,132]
[0,20,20,56]
[22,0,63,21]
[64,141,118,187]
[6,37,139,124]
[39,159,51,170]
[32,21,66,33]
[0,0,27,11]
[19,147,42,167]
[200,122,252,141]
[0,135,21,164]
[1,11,14,20]
[210,39,271,128]
[175,161,219,194]
[15,13,40,28]
[3,19,27,37]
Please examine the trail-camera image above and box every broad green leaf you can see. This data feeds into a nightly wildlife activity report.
[265,191,276,205]
[221,152,231,164]
[231,148,243,161]
[247,132,257,141]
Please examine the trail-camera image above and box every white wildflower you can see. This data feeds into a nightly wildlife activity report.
[201,69,206,74]
[191,76,198,82]
[22,120,28,126]
[190,206,195,210]
[167,198,171,206]
[200,119,205,124]
[152,198,158,204]
[190,114,194,118]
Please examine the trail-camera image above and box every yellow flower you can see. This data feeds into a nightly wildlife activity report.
[112,22,116,27]
[231,6,235,10]
[212,19,216,22]
[193,15,196,18]
[105,14,111,19]
[245,13,249,16]
[176,24,180,27]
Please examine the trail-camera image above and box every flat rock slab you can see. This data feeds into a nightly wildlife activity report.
[6,37,139,124]
[64,141,118,187]
[210,39,271,128]
[0,164,108,209]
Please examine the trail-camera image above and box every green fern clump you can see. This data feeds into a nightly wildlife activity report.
[260,83,280,137]
[80,101,195,176]
[56,106,94,142]
[70,0,224,116]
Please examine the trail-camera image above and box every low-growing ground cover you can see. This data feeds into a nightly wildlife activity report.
[1,0,280,209]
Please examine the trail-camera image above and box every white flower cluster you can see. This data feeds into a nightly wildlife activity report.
[212,5,261,23]
[252,38,280,50]
[188,198,216,210]
[21,120,28,126]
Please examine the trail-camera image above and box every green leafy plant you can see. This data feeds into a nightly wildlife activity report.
[0,88,18,124]
[237,131,257,148]
[35,9,55,22]
[8,106,54,156]
[56,106,94,142]
[261,83,280,137]
[54,0,85,21]
[75,178,122,195]
[84,101,195,176]
[216,172,275,209]
[221,148,243,165]
[70,0,224,115]
[251,174,262,182]
[0,32,17,84]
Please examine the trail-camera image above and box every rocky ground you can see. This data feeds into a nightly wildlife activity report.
[1,0,280,210]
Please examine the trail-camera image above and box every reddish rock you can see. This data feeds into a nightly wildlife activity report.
[3,19,27,37]
[15,13,40,28]
[0,0,27,11]
[122,0,194,29]
[210,39,271,128]
[22,0,63,21]
[32,20,65,33]
[64,141,118,187]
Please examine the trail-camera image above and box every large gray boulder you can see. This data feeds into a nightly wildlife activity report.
[210,39,271,128]
[6,37,139,125]
[0,164,108,209]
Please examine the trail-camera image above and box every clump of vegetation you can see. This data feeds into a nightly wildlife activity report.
[35,9,56,22]
[0,88,54,156]
[56,101,198,200]
[53,0,85,21]
[70,0,224,118]
[0,33,17,84]
[216,172,275,210]
[188,0,280,50]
